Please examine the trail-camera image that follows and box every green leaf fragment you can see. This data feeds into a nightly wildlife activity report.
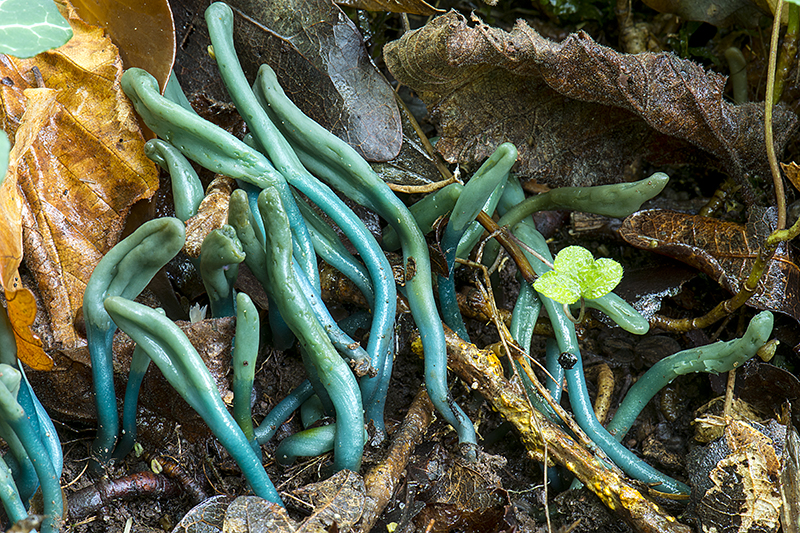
[0,0,72,59]
[534,270,582,305]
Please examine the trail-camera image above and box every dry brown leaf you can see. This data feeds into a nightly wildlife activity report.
[620,208,800,321]
[782,161,800,193]
[384,12,798,195]
[0,4,159,361]
[336,0,442,16]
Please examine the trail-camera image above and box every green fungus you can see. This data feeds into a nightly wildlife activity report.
[258,186,365,471]
[199,225,245,318]
[607,311,774,442]
[104,296,283,505]
[83,217,185,465]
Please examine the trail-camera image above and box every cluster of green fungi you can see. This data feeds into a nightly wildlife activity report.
[0,2,780,529]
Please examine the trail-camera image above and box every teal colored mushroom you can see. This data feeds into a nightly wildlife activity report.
[104,296,284,505]
[83,217,185,465]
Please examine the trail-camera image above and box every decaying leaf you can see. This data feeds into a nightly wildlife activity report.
[172,494,231,533]
[384,12,797,193]
[780,422,800,533]
[293,470,365,531]
[171,0,401,162]
[336,0,443,16]
[0,3,159,359]
[70,0,175,92]
[372,95,453,191]
[781,161,800,193]
[178,471,365,532]
[223,497,295,532]
[619,209,800,321]
[641,0,768,27]
[692,418,784,533]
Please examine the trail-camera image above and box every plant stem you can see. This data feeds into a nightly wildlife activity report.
[767,0,787,230]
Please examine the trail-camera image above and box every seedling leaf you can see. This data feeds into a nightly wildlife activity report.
[534,246,623,304]
[534,270,582,305]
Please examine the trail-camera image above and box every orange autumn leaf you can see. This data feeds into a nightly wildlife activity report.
[0,3,159,367]
[5,283,52,371]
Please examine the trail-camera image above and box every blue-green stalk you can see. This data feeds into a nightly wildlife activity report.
[499,173,669,230]
[0,365,62,533]
[495,176,652,334]
[607,311,773,442]
[295,198,374,307]
[382,182,463,252]
[120,68,317,291]
[254,380,314,445]
[199,226,244,318]
[275,425,336,465]
[144,139,204,222]
[253,64,477,454]
[115,343,150,460]
[0,306,40,501]
[104,296,283,505]
[205,4,395,432]
[515,224,687,493]
[497,179,687,494]
[227,188,296,350]
[83,217,185,465]
[0,454,25,524]
[438,143,515,340]
[293,263,373,377]
[233,293,260,443]
[258,186,364,471]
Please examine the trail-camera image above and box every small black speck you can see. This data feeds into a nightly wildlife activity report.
[558,352,578,370]
[1,77,13,87]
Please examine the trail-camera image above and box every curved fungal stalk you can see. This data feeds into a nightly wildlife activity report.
[104,297,284,505]
[258,186,365,471]
[83,217,185,465]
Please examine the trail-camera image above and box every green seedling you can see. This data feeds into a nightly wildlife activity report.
[534,246,623,322]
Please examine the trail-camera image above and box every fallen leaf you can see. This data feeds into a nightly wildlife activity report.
[293,470,365,531]
[0,4,159,358]
[223,496,295,532]
[619,208,800,321]
[171,0,401,162]
[384,12,798,194]
[172,495,232,533]
[641,0,768,27]
[336,0,443,16]
[782,161,800,193]
[0,0,73,58]
[780,422,800,533]
[693,419,783,533]
[5,282,52,371]
[70,0,176,93]
[372,95,452,190]
[218,471,365,532]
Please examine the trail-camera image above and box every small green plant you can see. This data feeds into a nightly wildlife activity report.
[0,0,72,58]
[533,245,623,306]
